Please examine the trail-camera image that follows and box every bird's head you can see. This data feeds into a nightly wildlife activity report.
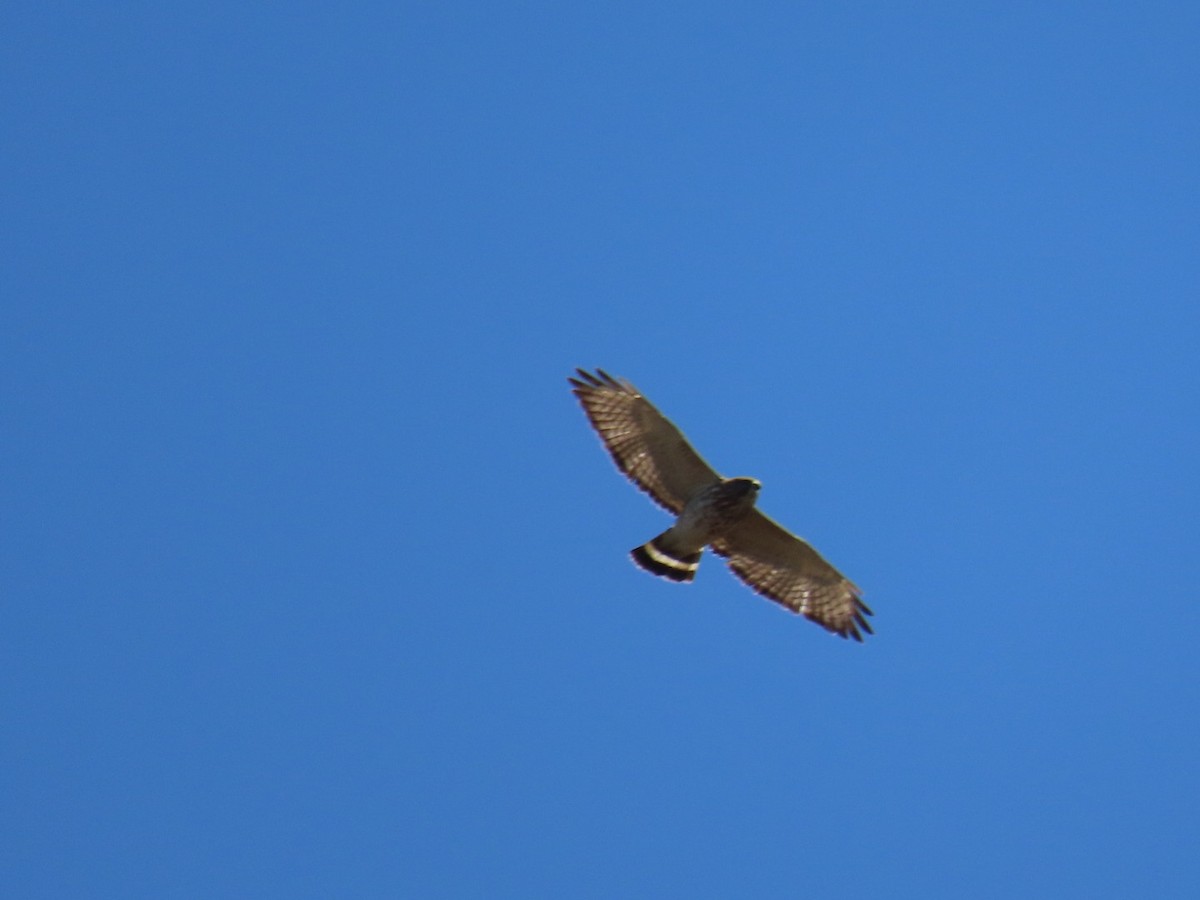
[727,477,761,496]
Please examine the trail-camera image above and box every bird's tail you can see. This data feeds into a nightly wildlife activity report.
[630,530,702,582]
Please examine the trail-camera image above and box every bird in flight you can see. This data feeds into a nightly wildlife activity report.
[569,368,872,641]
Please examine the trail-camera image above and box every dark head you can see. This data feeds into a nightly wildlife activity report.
[726,477,761,497]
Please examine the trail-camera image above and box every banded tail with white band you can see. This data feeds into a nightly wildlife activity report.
[630,531,703,582]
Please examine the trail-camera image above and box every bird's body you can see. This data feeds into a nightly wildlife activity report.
[569,368,873,641]
[631,477,761,582]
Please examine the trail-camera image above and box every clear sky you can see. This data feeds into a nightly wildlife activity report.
[4,2,1198,897]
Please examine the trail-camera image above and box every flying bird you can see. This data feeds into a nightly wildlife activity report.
[569,368,872,641]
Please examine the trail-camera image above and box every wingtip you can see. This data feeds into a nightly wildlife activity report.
[569,367,605,388]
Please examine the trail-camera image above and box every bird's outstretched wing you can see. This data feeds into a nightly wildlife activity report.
[568,368,721,514]
[712,509,873,641]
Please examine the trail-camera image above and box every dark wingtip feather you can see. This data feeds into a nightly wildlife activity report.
[575,368,631,393]
[568,368,596,386]
[570,368,640,403]
[569,368,606,393]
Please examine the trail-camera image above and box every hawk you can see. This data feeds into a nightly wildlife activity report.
[569,368,873,641]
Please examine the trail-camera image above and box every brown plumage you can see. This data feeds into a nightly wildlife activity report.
[569,368,872,641]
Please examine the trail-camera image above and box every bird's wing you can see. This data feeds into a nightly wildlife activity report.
[569,368,722,514]
[712,509,872,640]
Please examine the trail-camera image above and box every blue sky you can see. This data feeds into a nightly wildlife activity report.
[4,2,1198,897]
